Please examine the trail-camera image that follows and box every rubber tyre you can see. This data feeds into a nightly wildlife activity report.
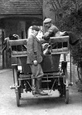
[16,90,20,107]
[14,68,20,106]
[65,89,69,104]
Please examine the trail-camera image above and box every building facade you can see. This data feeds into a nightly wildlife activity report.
[0,0,43,68]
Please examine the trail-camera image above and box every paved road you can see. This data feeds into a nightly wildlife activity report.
[0,69,82,115]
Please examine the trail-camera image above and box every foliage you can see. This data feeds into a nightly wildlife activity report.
[61,8,82,35]
[70,39,82,64]
[46,0,82,32]
[47,0,82,65]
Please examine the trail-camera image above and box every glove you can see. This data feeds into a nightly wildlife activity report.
[33,60,38,66]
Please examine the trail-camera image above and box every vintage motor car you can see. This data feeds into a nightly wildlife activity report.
[6,35,70,107]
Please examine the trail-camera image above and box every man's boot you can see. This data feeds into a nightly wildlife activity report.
[36,78,48,95]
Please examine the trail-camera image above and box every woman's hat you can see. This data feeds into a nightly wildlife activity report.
[32,26,40,31]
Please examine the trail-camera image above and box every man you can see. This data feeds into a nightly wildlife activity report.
[27,25,47,95]
[42,18,79,45]
[42,18,67,54]
[42,18,65,41]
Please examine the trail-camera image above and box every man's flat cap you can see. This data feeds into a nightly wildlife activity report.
[43,18,52,24]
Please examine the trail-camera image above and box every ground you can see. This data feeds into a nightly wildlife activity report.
[0,69,82,115]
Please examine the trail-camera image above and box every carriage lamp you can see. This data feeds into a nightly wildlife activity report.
[17,66,22,72]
